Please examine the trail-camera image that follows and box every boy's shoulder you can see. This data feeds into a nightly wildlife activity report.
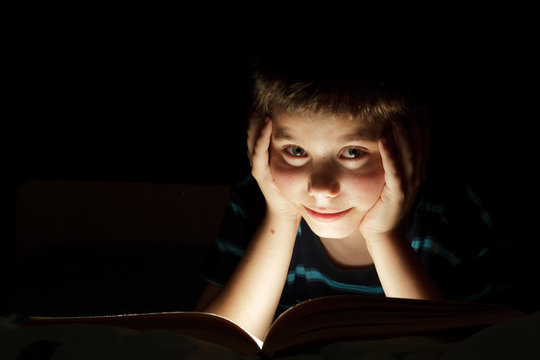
[416,173,495,229]
[408,172,499,264]
[230,174,261,201]
[227,174,266,223]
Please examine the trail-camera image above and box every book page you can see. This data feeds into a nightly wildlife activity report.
[27,311,264,355]
[262,295,524,357]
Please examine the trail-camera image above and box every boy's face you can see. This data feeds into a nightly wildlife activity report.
[269,111,385,239]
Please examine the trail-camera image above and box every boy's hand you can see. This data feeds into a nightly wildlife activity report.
[359,116,430,241]
[248,119,302,221]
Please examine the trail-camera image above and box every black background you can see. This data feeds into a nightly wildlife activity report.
[3,4,539,312]
[5,5,536,187]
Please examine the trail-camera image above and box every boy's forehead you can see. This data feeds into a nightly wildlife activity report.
[272,111,382,141]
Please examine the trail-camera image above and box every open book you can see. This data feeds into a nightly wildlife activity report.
[24,295,523,358]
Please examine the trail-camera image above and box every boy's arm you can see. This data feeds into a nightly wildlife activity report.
[367,230,444,300]
[361,120,444,300]
[201,119,302,339]
[203,213,300,340]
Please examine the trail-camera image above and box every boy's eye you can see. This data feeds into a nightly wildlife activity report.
[340,147,366,159]
[285,146,307,157]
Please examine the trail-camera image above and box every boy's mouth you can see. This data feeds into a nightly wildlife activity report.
[304,206,352,222]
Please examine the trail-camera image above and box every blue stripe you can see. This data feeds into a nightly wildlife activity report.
[215,238,245,257]
[476,248,489,258]
[287,265,384,294]
[480,210,495,228]
[424,202,444,215]
[202,277,225,288]
[228,200,247,219]
[464,184,495,228]
[235,174,253,188]
[421,201,451,225]
[410,238,461,265]
[464,184,483,204]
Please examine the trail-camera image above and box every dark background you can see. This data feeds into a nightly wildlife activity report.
[3,5,538,314]
[5,6,535,187]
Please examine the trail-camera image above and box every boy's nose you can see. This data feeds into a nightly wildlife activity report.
[307,169,340,199]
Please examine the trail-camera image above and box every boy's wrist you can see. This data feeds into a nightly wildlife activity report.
[265,206,302,224]
[264,210,302,231]
[266,211,302,227]
[364,228,406,249]
[363,227,444,301]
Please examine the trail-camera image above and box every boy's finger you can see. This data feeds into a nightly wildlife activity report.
[378,130,402,194]
[246,121,259,166]
[391,121,414,184]
[247,117,271,167]
[251,119,272,176]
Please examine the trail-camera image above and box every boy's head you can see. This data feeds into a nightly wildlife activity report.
[248,32,426,129]
[248,33,430,240]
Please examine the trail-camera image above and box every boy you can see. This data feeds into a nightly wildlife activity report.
[195,34,500,339]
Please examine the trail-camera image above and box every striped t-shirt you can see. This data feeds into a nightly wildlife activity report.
[201,173,504,315]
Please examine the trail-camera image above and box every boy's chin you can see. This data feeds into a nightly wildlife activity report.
[304,218,359,240]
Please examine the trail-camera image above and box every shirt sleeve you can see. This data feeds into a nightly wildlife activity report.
[200,175,266,287]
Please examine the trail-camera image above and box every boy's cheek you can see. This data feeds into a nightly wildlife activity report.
[346,170,385,205]
[270,160,306,195]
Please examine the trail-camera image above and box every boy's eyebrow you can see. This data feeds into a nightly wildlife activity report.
[273,125,377,142]
[339,130,378,142]
[272,126,296,141]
